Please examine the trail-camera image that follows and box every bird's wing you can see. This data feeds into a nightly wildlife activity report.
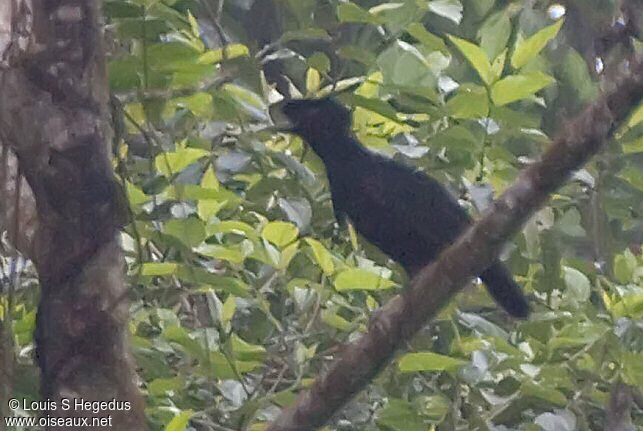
[326,151,471,273]
[376,160,471,251]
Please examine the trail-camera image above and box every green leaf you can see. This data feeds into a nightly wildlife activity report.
[622,352,643,392]
[108,57,142,91]
[126,181,149,206]
[470,0,495,17]
[556,208,586,237]
[208,351,261,379]
[334,268,396,291]
[620,167,643,191]
[306,68,321,94]
[277,241,300,270]
[230,333,267,361]
[261,221,299,248]
[164,410,193,431]
[428,0,463,24]
[490,71,555,106]
[511,20,564,69]
[304,238,335,276]
[187,11,199,37]
[491,49,507,80]
[285,0,316,26]
[406,23,448,54]
[221,83,267,120]
[165,218,206,248]
[562,266,591,306]
[198,44,249,64]
[167,184,239,202]
[168,92,213,118]
[349,95,400,122]
[626,102,643,128]
[146,42,200,71]
[371,2,423,34]
[560,49,596,103]
[337,3,381,24]
[188,274,250,297]
[337,45,377,66]
[448,35,494,85]
[308,52,331,74]
[196,244,246,264]
[458,312,509,338]
[479,11,511,61]
[446,84,489,119]
[376,399,426,431]
[208,221,257,240]
[614,249,637,284]
[424,395,450,421]
[279,28,331,43]
[198,200,226,222]
[610,293,643,319]
[148,377,184,397]
[548,322,606,350]
[163,325,206,361]
[520,381,567,406]
[398,352,465,373]
[537,228,564,294]
[221,295,236,325]
[321,309,353,331]
[104,2,142,18]
[170,64,216,89]
[377,41,436,87]
[141,262,180,276]
[251,242,281,267]
[12,310,35,340]
[622,136,643,154]
[155,147,209,176]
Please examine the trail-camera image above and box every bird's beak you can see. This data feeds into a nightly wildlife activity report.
[269,100,296,133]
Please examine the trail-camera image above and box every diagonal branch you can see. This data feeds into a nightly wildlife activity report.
[266,56,643,431]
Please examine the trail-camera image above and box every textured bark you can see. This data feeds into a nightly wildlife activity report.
[0,144,37,258]
[267,57,643,431]
[0,1,145,429]
[605,381,636,431]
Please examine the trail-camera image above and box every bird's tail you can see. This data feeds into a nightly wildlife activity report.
[480,262,530,318]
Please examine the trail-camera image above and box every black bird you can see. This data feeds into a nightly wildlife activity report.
[278,97,530,318]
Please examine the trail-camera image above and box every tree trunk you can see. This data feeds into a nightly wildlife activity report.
[0,1,146,429]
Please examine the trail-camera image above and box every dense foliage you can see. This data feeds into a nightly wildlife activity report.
[3,0,642,430]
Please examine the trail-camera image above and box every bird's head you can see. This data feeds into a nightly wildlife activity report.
[273,97,352,149]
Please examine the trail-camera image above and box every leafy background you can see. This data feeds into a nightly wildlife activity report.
[3,0,642,430]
